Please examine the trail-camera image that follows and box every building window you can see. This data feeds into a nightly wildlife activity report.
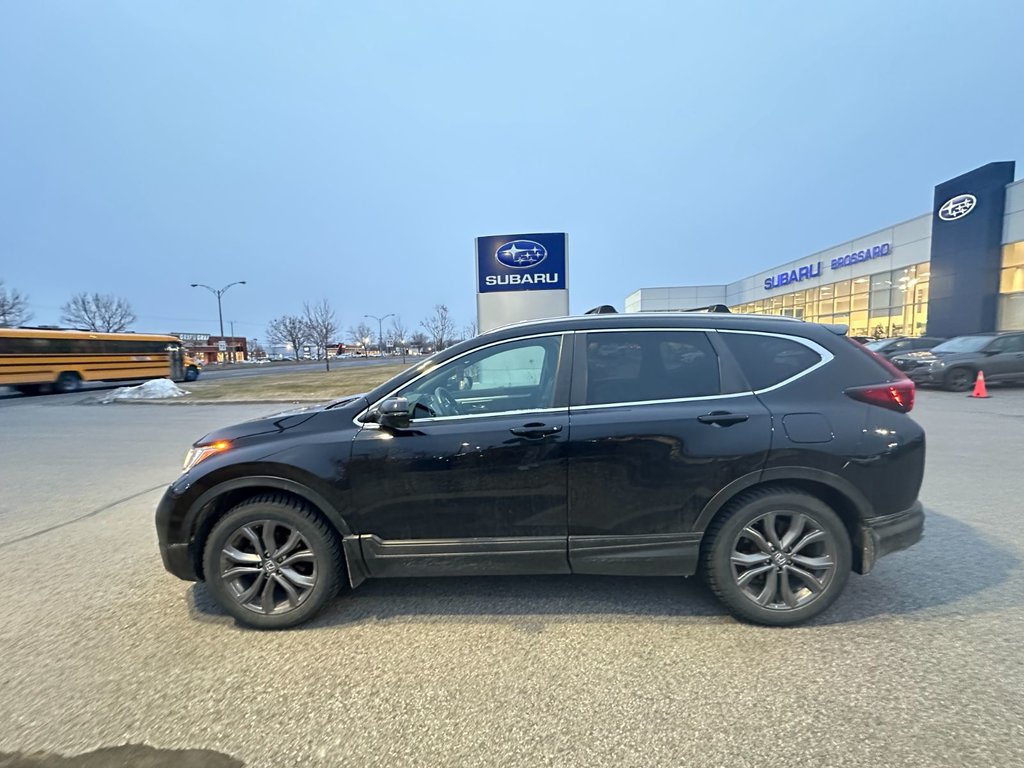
[1001,242,1024,294]
[999,242,1024,330]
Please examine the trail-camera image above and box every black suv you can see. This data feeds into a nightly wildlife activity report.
[156,313,925,628]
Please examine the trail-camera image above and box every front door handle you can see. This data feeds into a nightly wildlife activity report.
[510,423,563,439]
[697,411,749,427]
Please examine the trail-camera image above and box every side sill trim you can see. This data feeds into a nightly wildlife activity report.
[569,532,702,576]
[359,535,571,577]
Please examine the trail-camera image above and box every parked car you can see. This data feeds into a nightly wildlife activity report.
[156,313,925,629]
[890,331,1024,391]
[863,336,946,360]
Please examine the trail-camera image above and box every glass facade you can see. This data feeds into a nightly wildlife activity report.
[999,241,1024,330]
[731,262,931,338]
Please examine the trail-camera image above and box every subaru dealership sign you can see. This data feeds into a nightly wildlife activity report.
[476,232,569,331]
[477,233,567,293]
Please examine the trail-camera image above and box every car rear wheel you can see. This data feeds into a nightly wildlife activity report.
[703,488,851,626]
[943,367,975,392]
[203,495,344,629]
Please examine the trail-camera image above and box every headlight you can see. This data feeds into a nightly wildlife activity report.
[182,440,231,473]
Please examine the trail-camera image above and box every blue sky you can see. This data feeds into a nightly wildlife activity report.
[2,1,1023,339]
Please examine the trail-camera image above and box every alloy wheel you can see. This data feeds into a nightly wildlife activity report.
[729,510,838,611]
[218,520,318,615]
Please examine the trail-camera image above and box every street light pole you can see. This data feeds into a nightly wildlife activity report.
[190,281,246,362]
[364,313,394,357]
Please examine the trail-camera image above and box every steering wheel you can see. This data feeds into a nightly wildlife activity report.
[433,386,462,416]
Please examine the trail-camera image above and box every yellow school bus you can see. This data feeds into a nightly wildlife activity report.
[0,327,202,394]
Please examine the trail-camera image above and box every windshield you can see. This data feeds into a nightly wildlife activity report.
[932,336,994,353]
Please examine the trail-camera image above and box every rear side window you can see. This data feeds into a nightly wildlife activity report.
[583,331,720,405]
[722,333,822,391]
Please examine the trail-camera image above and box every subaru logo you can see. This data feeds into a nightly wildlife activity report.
[938,194,977,221]
[495,240,547,269]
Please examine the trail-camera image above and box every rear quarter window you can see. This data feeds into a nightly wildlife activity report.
[722,333,822,391]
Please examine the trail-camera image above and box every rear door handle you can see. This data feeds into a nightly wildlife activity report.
[510,423,563,438]
[697,411,749,427]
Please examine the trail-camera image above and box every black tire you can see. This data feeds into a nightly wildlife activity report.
[203,494,344,629]
[54,371,82,393]
[943,367,975,392]
[702,488,851,626]
[184,366,199,382]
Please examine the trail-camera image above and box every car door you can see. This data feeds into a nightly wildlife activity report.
[566,328,772,576]
[348,333,572,576]
[981,334,1024,380]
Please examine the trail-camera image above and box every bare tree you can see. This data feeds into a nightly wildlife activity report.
[463,321,478,339]
[389,315,410,363]
[303,299,338,371]
[347,322,375,353]
[267,314,307,361]
[409,331,429,352]
[420,304,455,351]
[60,292,136,332]
[248,338,265,360]
[0,280,32,327]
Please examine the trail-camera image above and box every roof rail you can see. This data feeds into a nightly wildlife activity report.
[683,304,731,313]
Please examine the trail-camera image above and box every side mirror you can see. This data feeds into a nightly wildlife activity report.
[378,397,411,430]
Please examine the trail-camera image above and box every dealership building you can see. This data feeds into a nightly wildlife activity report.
[625,162,1024,338]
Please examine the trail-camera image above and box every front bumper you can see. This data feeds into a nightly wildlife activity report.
[904,366,942,384]
[856,500,924,574]
[156,486,200,581]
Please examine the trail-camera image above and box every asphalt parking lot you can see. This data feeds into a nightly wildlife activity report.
[1,388,1023,767]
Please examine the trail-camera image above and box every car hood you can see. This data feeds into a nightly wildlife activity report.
[193,394,369,445]
[892,350,977,364]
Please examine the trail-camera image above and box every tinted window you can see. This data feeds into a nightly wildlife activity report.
[933,336,994,353]
[583,331,720,405]
[722,333,822,390]
[988,335,1024,353]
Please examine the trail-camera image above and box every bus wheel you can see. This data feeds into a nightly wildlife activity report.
[54,372,82,393]
[185,366,199,382]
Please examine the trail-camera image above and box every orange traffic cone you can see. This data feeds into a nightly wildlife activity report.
[969,370,990,398]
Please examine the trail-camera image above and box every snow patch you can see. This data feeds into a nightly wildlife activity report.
[99,378,190,403]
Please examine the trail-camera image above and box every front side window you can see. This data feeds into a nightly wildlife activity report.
[583,331,720,405]
[397,335,562,419]
[987,334,1024,353]
[933,336,995,353]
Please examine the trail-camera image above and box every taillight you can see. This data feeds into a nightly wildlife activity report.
[845,379,916,413]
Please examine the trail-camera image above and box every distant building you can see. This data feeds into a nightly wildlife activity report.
[170,332,248,364]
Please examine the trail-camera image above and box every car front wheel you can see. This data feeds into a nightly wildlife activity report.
[943,367,975,392]
[203,495,344,629]
[703,488,851,626]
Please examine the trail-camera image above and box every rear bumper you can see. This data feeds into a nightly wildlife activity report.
[856,500,924,574]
